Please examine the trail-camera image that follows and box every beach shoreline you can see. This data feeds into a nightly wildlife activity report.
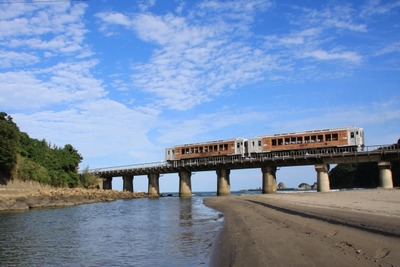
[205,188,400,267]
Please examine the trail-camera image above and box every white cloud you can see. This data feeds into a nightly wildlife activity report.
[361,0,400,17]
[374,42,400,56]
[0,50,39,68]
[298,4,368,32]
[0,2,87,56]
[12,100,162,167]
[94,1,278,111]
[0,60,106,111]
[301,49,362,63]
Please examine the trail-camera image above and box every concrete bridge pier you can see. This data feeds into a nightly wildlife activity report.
[148,173,160,197]
[378,161,393,189]
[262,166,277,194]
[179,171,192,197]
[315,164,330,192]
[217,169,231,196]
[103,177,112,190]
[122,175,134,192]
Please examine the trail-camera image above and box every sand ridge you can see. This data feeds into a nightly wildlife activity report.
[205,189,400,267]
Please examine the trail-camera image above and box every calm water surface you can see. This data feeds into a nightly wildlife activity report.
[0,195,223,267]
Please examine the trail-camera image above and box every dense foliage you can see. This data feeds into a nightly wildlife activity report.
[0,112,20,182]
[0,112,83,187]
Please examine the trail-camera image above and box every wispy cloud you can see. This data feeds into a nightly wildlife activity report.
[301,49,362,63]
[96,1,277,110]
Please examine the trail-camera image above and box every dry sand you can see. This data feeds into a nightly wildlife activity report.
[204,189,400,267]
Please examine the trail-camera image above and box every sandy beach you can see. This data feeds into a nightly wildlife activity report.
[204,189,400,267]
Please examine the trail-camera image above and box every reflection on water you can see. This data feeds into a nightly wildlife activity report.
[0,196,222,266]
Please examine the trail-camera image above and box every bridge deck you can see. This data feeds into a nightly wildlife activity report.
[91,145,400,178]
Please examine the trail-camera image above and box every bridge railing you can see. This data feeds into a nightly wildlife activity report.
[89,161,168,174]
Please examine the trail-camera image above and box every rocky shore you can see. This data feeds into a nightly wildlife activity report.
[205,189,400,267]
[0,182,148,211]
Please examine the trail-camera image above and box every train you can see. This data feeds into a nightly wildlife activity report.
[165,127,364,161]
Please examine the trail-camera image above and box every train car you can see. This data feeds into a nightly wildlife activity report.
[247,127,364,155]
[165,138,247,161]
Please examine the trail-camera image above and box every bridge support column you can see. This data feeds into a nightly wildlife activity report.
[179,171,192,198]
[102,177,112,190]
[315,164,330,192]
[378,161,393,189]
[122,175,134,192]
[262,166,277,194]
[148,173,160,197]
[217,169,231,196]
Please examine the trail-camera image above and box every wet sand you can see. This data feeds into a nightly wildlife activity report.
[204,189,400,267]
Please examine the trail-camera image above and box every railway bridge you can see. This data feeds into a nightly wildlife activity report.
[90,144,400,197]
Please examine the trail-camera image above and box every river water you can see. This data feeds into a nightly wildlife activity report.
[0,194,223,267]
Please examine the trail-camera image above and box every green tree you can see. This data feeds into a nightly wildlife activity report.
[0,112,20,183]
[80,167,101,189]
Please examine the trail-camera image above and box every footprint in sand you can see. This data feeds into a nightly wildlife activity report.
[374,248,390,260]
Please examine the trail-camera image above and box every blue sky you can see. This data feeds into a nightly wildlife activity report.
[1,0,399,192]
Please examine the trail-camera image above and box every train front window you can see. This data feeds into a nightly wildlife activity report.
[258,140,262,146]
[351,132,355,138]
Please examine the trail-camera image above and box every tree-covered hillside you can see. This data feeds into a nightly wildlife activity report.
[0,112,82,187]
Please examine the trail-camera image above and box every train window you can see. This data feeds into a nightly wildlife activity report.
[351,132,355,138]
[311,135,316,143]
[258,140,262,146]
[272,139,277,146]
[356,131,359,135]
[305,136,310,143]
[219,144,223,150]
[285,138,290,145]
[318,135,323,142]
[209,146,213,152]
[224,144,228,150]
[237,143,240,148]
[332,133,338,141]
[214,145,218,151]
[326,134,331,141]
[252,141,255,147]
[278,138,283,145]
[297,137,302,144]
[291,137,296,144]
